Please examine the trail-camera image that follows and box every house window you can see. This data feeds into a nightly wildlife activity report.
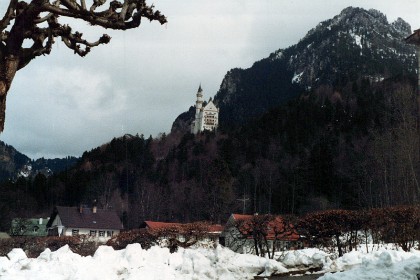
[99,231,105,237]
[72,229,79,236]
[107,231,113,237]
[89,230,97,237]
[33,226,39,233]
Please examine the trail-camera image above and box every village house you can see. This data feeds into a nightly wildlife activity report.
[221,214,301,254]
[46,205,123,242]
[10,217,50,237]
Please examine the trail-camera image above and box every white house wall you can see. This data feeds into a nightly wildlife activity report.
[63,227,120,242]
[50,215,62,227]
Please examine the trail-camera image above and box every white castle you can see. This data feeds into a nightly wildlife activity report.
[191,85,219,134]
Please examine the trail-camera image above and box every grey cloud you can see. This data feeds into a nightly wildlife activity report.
[1,0,420,159]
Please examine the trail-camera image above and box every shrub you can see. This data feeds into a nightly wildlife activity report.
[0,235,99,258]
[106,229,156,250]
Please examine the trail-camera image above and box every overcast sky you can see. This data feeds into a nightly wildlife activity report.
[1,0,420,159]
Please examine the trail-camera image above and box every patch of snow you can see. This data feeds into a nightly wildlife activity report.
[349,31,362,49]
[273,51,283,60]
[292,72,304,84]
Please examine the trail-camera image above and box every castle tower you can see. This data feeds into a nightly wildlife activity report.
[195,84,204,120]
[191,85,219,134]
[191,85,204,134]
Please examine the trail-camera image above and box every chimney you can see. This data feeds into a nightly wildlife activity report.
[92,199,97,214]
[39,218,43,225]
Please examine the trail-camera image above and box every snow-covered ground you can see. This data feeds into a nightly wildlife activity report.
[279,246,420,280]
[0,244,419,280]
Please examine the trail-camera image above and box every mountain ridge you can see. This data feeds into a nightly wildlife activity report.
[0,140,78,182]
[172,6,416,131]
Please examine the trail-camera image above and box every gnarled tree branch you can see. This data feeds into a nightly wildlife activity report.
[0,0,166,131]
[0,0,18,31]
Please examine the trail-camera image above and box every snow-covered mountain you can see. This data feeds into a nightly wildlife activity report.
[0,140,78,181]
[278,6,415,90]
[0,140,29,180]
[172,7,416,131]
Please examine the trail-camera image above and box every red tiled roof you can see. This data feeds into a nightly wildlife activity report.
[143,221,182,229]
[208,224,224,233]
[231,214,299,241]
[232,214,253,220]
[142,221,223,233]
[47,206,123,230]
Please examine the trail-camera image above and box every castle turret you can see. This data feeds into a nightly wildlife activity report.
[191,85,204,134]
[191,84,219,134]
[195,84,203,114]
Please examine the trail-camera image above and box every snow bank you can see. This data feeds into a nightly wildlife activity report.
[0,244,287,280]
[1,243,419,279]
[276,246,420,279]
[319,248,420,280]
[278,248,332,268]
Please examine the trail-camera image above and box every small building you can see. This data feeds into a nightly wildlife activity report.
[10,217,50,237]
[191,85,219,134]
[46,205,123,242]
[221,214,301,254]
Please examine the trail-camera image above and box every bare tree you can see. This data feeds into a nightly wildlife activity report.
[10,218,32,236]
[233,214,299,258]
[367,84,420,206]
[0,0,166,131]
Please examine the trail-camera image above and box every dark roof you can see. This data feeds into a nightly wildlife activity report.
[406,29,420,45]
[47,206,123,230]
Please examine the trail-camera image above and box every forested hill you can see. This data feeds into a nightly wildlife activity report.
[0,140,78,182]
[173,7,416,131]
[1,75,417,231]
[0,140,29,180]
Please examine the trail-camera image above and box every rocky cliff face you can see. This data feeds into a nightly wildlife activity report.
[172,7,417,131]
[281,7,415,90]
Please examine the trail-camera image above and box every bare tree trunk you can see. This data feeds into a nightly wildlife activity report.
[253,236,259,256]
[0,56,20,131]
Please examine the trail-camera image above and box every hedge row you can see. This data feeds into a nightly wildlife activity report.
[297,205,419,256]
[0,235,97,258]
